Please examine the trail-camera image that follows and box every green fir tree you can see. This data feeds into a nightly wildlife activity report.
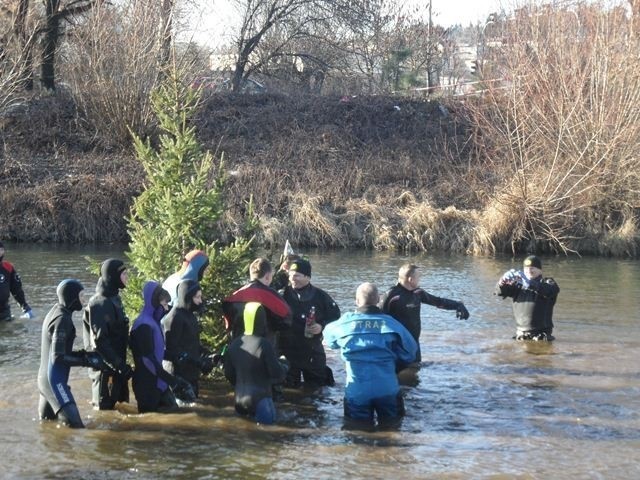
[125,71,256,349]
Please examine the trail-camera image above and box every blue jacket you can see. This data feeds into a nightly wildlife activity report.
[323,306,418,402]
[163,250,209,305]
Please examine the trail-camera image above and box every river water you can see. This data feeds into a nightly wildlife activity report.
[1,243,639,479]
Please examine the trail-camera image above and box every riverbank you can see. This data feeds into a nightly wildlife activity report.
[1,91,638,256]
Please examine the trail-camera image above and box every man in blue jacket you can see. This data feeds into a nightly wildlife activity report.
[324,282,418,424]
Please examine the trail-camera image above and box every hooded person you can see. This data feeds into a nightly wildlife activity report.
[37,279,105,428]
[162,280,210,399]
[129,281,195,413]
[162,250,209,305]
[224,302,288,424]
[82,258,133,410]
[495,255,560,341]
[0,240,33,321]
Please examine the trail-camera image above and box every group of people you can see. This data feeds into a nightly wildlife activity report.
[0,242,559,428]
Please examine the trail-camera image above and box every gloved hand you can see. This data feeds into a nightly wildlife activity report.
[20,309,34,319]
[199,354,215,375]
[83,351,106,370]
[456,303,470,320]
[118,364,134,380]
[278,355,290,375]
[173,376,196,402]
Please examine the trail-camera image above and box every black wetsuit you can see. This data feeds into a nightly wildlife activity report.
[0,258,31,322]
[224,302,286,423]
[280,283,340,387]
[222,280,292,345]
[162,280,205,397]
[382,284,462,362]
[38,280,91,428]
[130,281,180,413]
[82,259,131,410]
[495,274,559,339]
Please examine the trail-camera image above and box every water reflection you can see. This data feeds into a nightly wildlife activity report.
[1,245,640,478]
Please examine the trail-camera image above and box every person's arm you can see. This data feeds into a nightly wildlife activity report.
[527,277,560,299]
[9,267,31,313]
[223,350,236,385]
[319,290,341,327]
[389,324,419,368]
[418,289,469,319]
[89,303,126,371]
[262,341,286,384]
[134,324,176,385]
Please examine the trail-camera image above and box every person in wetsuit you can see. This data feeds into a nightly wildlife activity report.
[129,281,195,413]
[222,258,291,345]
[162,249,209,305]
[224,302,288,424]
[162,280,211,399]
[382,263,470,363]
[280,259,341,388]
[82,258,133,410]
[324,283,417,424]
[495,255,560,341]
[38,279,104,428]
[0,241,33,321]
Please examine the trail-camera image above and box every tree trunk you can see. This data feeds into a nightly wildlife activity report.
[41,0,61,91]
[15,0,34,90]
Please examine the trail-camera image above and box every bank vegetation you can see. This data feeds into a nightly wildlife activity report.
[0,1,638,257]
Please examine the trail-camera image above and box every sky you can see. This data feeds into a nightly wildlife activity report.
[181,0,504,48]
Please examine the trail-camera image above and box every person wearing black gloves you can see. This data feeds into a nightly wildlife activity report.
[224,302,288,424]
[38,279,105,428]
[82,258,133,410]
[0,241,34,321]
[382,263,470,363]
[162,280,211,400]
[280,258,341,389]
[130,281,195,413]
[495,255,559,341]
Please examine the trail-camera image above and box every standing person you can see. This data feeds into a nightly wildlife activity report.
[495,255,560,341]
[129,281,195,413]
[162,249,209,305]
[382,263,470,362]
[38,279,104,428]
[324,283,418,424]
[224,302,288,424]
[83,258,133,410]
[0,241,33,321]
[162,280,212,399]
[222,258,291,343]
[280,258,341,388]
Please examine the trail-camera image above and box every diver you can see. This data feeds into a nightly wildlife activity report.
[37,279,104,428]
[83,258,133,410]
[130,281,195,412]
[496,255,560,341]
[162,280,213,400]
[224,302,288,424]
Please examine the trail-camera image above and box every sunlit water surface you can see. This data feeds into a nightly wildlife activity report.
[1,244,638,479]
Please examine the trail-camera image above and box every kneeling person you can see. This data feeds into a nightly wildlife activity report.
[224,302,288,424]
[323,283,417,424]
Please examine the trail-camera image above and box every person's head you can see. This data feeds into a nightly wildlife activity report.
[249,257,273,285]
[398,263,420,290]
[289,258,312,289]
[176,279,203,312]
[101,258,128,290]
[56,279,85,312]
[355,282,379,308]
[146,281,171,322]
[281,254,301,271]
[523,255,542,279]
[180,249,209,282]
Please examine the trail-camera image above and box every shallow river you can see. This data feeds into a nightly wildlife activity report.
[1,244,639,479]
